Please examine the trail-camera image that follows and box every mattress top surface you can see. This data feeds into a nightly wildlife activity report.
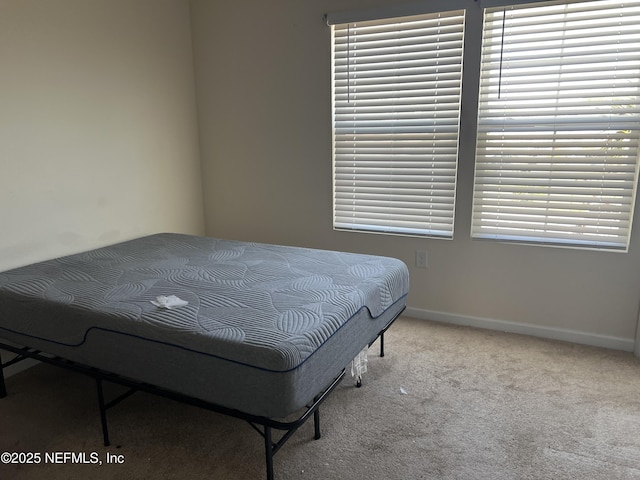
[0,233,409,372]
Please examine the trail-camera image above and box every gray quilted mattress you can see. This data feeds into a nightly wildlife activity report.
[0,233,409,418]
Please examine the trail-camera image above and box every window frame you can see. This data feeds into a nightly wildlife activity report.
[327,0,640,252]
[329,10,466,239]
[470,0,640,252]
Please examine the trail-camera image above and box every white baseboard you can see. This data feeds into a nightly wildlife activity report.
[404,307,636,352]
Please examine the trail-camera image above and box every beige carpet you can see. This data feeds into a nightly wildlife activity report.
[1,316,640,480]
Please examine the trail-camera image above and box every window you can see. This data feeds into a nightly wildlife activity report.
[472,0,640,250]
[330,10,465,238]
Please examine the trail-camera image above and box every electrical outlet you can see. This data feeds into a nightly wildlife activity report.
[415,249,428,268]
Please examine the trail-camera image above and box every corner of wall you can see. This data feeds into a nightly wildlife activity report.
[634,302,640,358]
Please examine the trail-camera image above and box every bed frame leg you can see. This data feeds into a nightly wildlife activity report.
[264,426,274,480]
[380,332,385,357]
[313,408,321,440]
[95,379,111,446]
[0,351,7,398]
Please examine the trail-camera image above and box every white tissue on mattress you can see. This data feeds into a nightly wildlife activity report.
[151,295,189,309]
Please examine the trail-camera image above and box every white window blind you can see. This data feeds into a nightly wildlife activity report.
[472,0,640,251]
[331,10,465,238]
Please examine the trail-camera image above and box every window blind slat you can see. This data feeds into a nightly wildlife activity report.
[471,0,640,251]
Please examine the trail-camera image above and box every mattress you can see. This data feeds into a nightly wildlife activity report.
[0,233,409,418]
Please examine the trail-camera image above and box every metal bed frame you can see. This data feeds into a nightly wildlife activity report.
[0,307,403,480]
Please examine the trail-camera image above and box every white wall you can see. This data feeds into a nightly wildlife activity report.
[0,0,205,271]
[191,0,640,350]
